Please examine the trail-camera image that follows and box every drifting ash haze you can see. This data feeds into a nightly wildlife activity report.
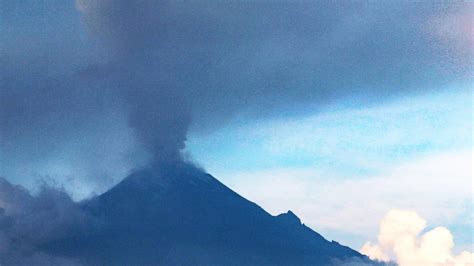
[0,0,472,265]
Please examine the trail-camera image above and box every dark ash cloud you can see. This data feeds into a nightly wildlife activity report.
[1,0,471,197]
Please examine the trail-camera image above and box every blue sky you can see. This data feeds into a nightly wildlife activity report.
[187,86,471,178]
[187,86,473,252]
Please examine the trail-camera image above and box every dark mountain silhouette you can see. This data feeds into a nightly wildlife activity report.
[46,163,378,265]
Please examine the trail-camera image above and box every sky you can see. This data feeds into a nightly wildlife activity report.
[187,86,473,255]
[0,1,473,264]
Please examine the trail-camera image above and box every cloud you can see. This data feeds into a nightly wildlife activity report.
[360,209,474,266]
[1,1,472,198]
[425,5,473,66]
[0,177,85,265]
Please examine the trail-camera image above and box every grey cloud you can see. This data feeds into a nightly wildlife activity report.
[0,178,84,265]
[1,0,471,196]
[76,0,472,130]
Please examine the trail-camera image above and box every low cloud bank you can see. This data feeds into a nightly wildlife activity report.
[0,178,85,265]
[361,209,473,266]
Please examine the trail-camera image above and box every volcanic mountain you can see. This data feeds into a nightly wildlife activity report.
[45,162,377,265]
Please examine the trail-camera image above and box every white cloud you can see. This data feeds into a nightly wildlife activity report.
[361,209,474,266]
[223,149,472,250]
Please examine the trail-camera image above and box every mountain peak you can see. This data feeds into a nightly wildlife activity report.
[277,210,302,225]
[47,164,376,265]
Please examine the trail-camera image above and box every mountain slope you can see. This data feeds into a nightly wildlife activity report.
[48,163,374,265]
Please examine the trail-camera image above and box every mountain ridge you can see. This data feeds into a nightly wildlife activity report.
[43,163,379,265]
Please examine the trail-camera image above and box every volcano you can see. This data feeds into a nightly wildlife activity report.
[45,163,377,265]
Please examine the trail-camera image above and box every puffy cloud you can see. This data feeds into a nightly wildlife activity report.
[361,209,474,266]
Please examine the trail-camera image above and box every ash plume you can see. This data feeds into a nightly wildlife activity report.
[1,0,471,195]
